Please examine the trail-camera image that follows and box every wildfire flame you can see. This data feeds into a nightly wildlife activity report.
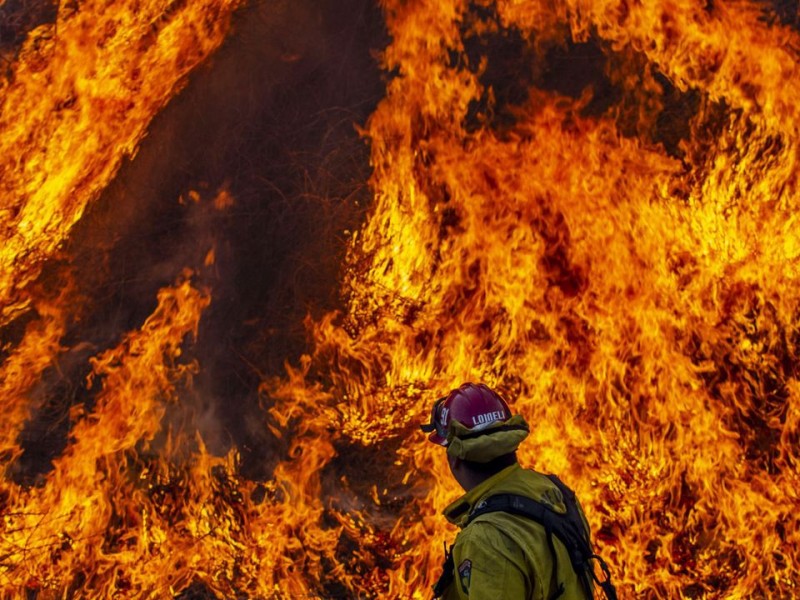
[1,0,799,598]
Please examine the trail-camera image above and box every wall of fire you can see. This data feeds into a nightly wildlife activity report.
[1,0,799,598]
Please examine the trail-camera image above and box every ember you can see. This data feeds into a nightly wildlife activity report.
[1,0,799,598]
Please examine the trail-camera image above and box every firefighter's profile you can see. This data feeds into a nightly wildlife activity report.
[421,383,617,600]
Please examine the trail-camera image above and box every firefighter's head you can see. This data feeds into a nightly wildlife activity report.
[421,383,530,490]
[421,383,512,445]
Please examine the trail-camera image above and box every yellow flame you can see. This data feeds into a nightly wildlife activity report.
[269,0,800,596]
[1,0,799,597]
[0,0,240,325]
[0,276,210,595]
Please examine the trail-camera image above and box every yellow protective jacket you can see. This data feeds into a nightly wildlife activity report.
[437,464,592,600]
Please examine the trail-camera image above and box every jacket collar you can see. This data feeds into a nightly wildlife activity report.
[443,463,521,527]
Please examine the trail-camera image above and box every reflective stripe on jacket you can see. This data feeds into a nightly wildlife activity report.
[438,464,592,600]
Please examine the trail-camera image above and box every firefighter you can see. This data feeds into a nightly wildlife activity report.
[421,383,612,600]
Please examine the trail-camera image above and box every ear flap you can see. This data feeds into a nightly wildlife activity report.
[446,415,530,463]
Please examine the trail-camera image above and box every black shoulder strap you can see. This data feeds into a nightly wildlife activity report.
[432,543,454,598]
[466,477,618,600]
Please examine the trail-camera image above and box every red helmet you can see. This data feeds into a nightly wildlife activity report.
[421,383,512,445]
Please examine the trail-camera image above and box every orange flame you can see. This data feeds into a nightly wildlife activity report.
[0,276,210,594]
[269,0,800,597]
[0,0,240,325]
[2,0,800,598]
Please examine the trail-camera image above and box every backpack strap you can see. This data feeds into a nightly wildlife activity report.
[432,542,455,598]
[466,478,618,600]
[544,476,618,600]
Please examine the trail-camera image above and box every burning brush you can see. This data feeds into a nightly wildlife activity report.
[1,0,800,598]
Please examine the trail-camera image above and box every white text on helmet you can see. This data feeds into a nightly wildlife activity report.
[472,411,505,426]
